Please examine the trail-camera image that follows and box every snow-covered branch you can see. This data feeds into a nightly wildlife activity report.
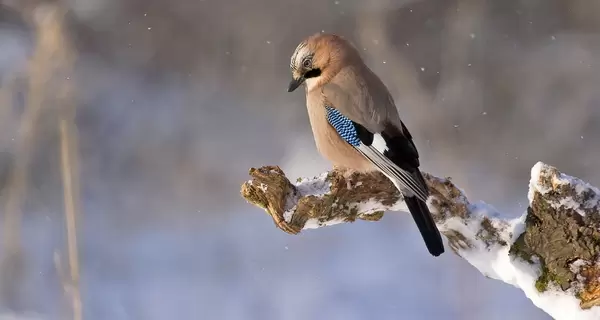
[240,162,600,320]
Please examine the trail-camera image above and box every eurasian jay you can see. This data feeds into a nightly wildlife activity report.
[287,33,444,257]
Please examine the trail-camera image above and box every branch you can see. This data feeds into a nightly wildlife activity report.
[240,162,600,320]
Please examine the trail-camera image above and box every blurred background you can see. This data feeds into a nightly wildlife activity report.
[1,0,600,319]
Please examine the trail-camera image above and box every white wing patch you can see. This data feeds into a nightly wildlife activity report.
[371,133,388,154]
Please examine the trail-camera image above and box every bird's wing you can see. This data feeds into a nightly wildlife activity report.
[321,66,428,201]
[323,105,429,202]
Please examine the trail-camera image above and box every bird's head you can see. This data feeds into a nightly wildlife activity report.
[287,33,358,92]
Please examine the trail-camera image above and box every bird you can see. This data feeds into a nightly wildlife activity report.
[287,33,444,257]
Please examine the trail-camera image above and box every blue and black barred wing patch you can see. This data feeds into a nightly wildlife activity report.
[324,106,429,201]
[324,106,373,146]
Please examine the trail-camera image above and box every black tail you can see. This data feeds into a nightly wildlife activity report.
[404,195,444,256]
[404,171,444,256]
[378,122,444,256]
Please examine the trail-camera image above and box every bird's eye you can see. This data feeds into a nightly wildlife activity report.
[302,58,312,69]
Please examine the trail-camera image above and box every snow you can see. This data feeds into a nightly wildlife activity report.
[294,172,331,198]
[354,198,407,216]
[452,214,600,320]
[528,162,547,202]
[528,161,600,217]
[304,217,347,229]
[447,162,600,320]
[556,197,587,217]
[570,259,590,274]
[283,173,331,223]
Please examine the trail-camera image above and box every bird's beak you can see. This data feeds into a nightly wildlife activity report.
[287,75,304,92]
